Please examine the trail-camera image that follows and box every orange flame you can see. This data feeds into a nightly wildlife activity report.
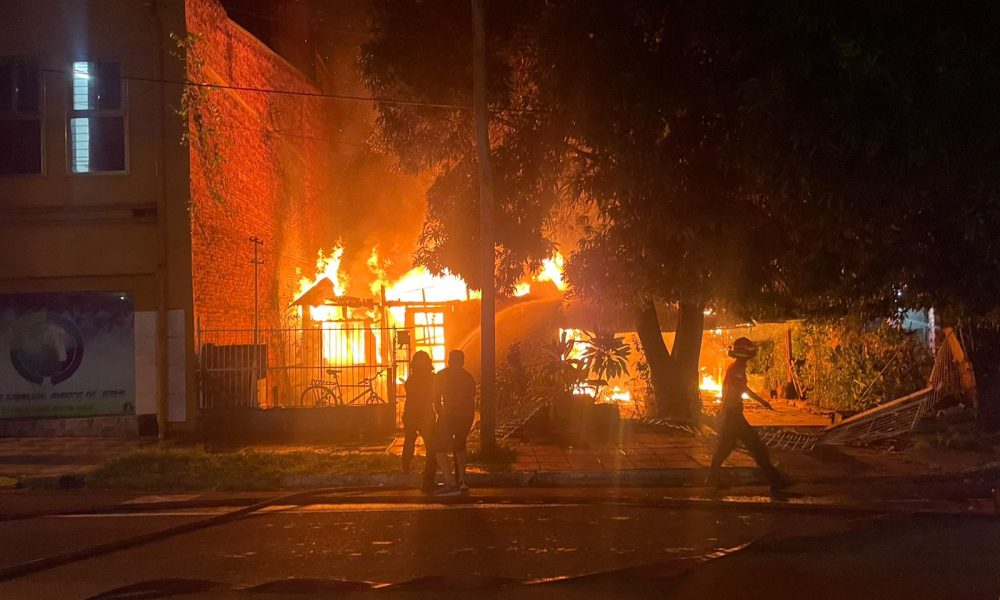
[513,251,568,297]
[700,373,724,404]
[384,266,479,303]
[538,252,567,291]
[295,243,483,367]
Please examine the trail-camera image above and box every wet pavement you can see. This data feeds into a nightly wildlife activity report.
[1,484,998,599]
[0,500,835,598]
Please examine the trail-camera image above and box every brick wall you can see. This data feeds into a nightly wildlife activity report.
[185,0,327,333]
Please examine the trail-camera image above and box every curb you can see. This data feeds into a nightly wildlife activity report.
[281,467,764,489]
[13,473,88,490]
[12,463,998,492]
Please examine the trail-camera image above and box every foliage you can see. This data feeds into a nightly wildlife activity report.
[537,330,589,398]
[578,329,631,388]
[170,33,231,208]
[630,349,654,418]
[738,2,1000,320]
[361,1,1000,416]
[495,342,546,408]
[747,321,935,412]
[747,338,784,396]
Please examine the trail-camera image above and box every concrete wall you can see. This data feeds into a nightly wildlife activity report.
[0,0,329,437]
[0,0,195,434]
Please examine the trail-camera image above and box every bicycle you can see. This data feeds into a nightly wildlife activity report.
[300,368,386,407]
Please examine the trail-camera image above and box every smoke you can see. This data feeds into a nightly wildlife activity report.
[223,0,433,295]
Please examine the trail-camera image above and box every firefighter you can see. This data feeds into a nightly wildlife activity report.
[706,337,794,491]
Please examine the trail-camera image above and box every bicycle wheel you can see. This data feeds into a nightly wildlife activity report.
[300,385,337,407]
[365,392,385,405]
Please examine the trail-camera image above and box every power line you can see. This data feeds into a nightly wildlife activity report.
[43,67,468,111]
[40,68,547,115]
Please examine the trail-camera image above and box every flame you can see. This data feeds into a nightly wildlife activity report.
[700,373,723,403]
[511,251,568,297]
[297,246,347,297]
[608,386,631,403]
[384,266,479,303]
[367,246,389,296]
[322,320,366,365]
[537,252,567,291]
[293,242,482,369]
[560,328,589,362]
[296,246,350,322]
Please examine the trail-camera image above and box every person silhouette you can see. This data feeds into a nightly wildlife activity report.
[428,349,476,496]
[706,337,794,492]
[401,351,438,493]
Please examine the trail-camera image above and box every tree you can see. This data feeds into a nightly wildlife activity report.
[735,1,1000,425]
[361,1,1000,422]
[361,1,779,419]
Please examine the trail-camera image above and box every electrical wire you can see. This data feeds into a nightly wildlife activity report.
[40,68,548,114]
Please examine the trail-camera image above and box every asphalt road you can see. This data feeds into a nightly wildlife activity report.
[0,491,998,599]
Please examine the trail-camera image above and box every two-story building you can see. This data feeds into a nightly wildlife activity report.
[0,0,329,438]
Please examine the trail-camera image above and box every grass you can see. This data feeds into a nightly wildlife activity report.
[468,443,518,472]
[90,447,405,491]
[89,442,520,491]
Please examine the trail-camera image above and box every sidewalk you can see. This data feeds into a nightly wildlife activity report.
[0,437,151,486]
[0,415,996,491]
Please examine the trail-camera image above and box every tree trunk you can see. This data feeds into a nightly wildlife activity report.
[634,300,705,420]
[968,325,1000,431]
[635,300,674,418]
[672,300,706,421]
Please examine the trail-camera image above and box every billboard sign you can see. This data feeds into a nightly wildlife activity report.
[0,293,135,419]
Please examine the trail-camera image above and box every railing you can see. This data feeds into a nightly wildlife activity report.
[197,325,411,412]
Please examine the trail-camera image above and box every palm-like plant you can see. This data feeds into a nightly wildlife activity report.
[539,330,588,396]
[579,329,631,394]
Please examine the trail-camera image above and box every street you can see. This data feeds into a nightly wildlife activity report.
[1,487,998,599]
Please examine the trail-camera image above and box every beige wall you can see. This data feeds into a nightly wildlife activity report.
[0,0,195,431]
[0,0,191,303]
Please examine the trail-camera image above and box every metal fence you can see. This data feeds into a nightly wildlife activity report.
[197,325,412,414]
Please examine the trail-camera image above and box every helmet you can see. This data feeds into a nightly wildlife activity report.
[729,337,757,359]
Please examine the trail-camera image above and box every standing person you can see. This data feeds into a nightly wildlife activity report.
[430,349,477,496]
[706,337,794,492]
[401,351,438,493]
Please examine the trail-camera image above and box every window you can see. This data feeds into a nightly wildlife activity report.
[69,60,125,173]
[0,59,42,175]
[411,310,446,371]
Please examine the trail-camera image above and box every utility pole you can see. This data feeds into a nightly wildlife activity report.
[249,236,265,347]
[472,0,496,451]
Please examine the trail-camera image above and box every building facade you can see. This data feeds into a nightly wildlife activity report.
[0,0,327,437]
